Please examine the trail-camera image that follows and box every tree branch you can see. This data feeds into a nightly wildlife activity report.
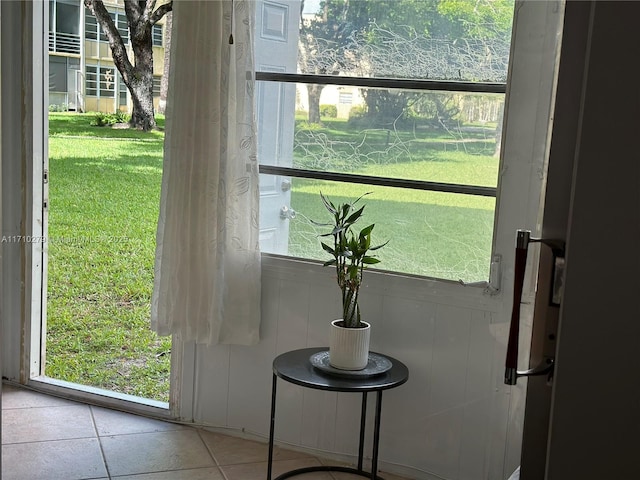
[84,0,134,81]
[141,0,156,22]
[150,1,173,25]
[124,0,143,26]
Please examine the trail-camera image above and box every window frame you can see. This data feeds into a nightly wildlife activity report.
[255,72,505,210]
[85,8,129,44]
[152,24,163,46]
[85,63,116,98]
[48,0,81,54]
[152,75,162,96]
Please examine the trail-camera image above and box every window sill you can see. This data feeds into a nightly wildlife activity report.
[261,253,501,312]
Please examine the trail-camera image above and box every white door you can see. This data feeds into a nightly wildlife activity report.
[513,2,639,478]
[255,0,300,253]
[508,2,584,474]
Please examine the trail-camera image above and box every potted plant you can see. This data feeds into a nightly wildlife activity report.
[316,192,387,370]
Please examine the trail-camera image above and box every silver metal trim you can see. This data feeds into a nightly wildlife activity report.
[259,165,497,197]
[255,72,507,94]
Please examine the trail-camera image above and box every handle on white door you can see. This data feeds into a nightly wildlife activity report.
[280,206,296,220]
[504,230,565,385]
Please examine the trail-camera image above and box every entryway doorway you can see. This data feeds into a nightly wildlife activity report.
[26,0,173,410]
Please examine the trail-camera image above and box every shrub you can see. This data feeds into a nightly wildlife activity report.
[348,105,366,119]
[49,104,68,112]
[90,111,130,127]
[320,104,337,118]
[296,120,324,131]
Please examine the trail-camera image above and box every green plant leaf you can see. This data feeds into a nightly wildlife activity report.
[320,242,335,255]
[316,191,387,328]
[362,256,381,264]
[345,205,366,225]
[320,192,337,214]
[352,192,373,205]
[359,224,374,238]
[369,240,390,251]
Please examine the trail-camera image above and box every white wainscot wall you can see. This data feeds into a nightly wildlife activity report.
[187,257,523,480]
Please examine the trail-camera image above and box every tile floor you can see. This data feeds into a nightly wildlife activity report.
[1,384,411,480]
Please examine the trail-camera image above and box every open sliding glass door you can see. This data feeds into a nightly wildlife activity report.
[12,0,176,418]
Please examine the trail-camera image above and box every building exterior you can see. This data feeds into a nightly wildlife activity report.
[48,0,166,113]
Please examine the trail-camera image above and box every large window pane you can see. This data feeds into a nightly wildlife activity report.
[86,65,98,96]
[260,177,495,282]
[263,83,503,187]
[56,2,79,35]
[296,0,513,82]
[255,0,515,282]
[99,67,116,97]
[85,10,98,40]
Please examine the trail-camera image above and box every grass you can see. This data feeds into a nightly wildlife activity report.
[45,111,498,401]
[47,113,170,401]
[288,180,495,281]
[288,115,499,281]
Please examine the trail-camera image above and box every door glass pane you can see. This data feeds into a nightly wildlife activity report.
[260,176,495,282]
[296,0,513,82]
[256,0,514,281]
[49,56,67,92]
[260,82,504,187]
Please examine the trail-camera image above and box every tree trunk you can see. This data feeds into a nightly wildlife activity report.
[128,25,156,130]
[84,0,172,131]
[129,79,156,131]
[307,84,325,124]
[158,12,172,115]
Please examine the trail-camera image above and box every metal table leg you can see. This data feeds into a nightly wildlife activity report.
[267,384,386,480]
[371,391,383,479]
[358,391,367,471]
[267,373,277,480]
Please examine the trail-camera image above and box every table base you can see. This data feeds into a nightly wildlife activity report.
[273,465,386,480]
[267,349,408,480]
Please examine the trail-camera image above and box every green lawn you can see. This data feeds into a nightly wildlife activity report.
[288,180,495,281]
[289,115,498,281]
[47,113,169,401]
[45,112,497,401]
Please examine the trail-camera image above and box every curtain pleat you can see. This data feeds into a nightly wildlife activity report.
[151,0,260,345]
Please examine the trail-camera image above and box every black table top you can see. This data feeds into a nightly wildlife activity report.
[272,347,409,392]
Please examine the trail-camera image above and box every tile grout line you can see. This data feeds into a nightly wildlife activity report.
[196,427,228,479]
[89,405,113,479]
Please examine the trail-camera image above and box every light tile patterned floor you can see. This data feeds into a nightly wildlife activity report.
[1,384,411,480]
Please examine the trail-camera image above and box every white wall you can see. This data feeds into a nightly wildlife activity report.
[187,259,507,480]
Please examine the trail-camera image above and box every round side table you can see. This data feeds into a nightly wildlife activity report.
[267,347,409,480]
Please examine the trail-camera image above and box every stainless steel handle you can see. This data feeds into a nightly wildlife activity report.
[505,230,530,385]
[504,229,565,385]
[280,206,296,220]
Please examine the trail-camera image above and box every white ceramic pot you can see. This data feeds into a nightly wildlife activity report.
[329,319,371,370]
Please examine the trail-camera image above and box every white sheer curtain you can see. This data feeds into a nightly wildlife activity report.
[151,0,260,345]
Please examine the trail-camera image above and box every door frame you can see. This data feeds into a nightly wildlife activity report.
[490,1,566,474]
[7,0,178,419]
